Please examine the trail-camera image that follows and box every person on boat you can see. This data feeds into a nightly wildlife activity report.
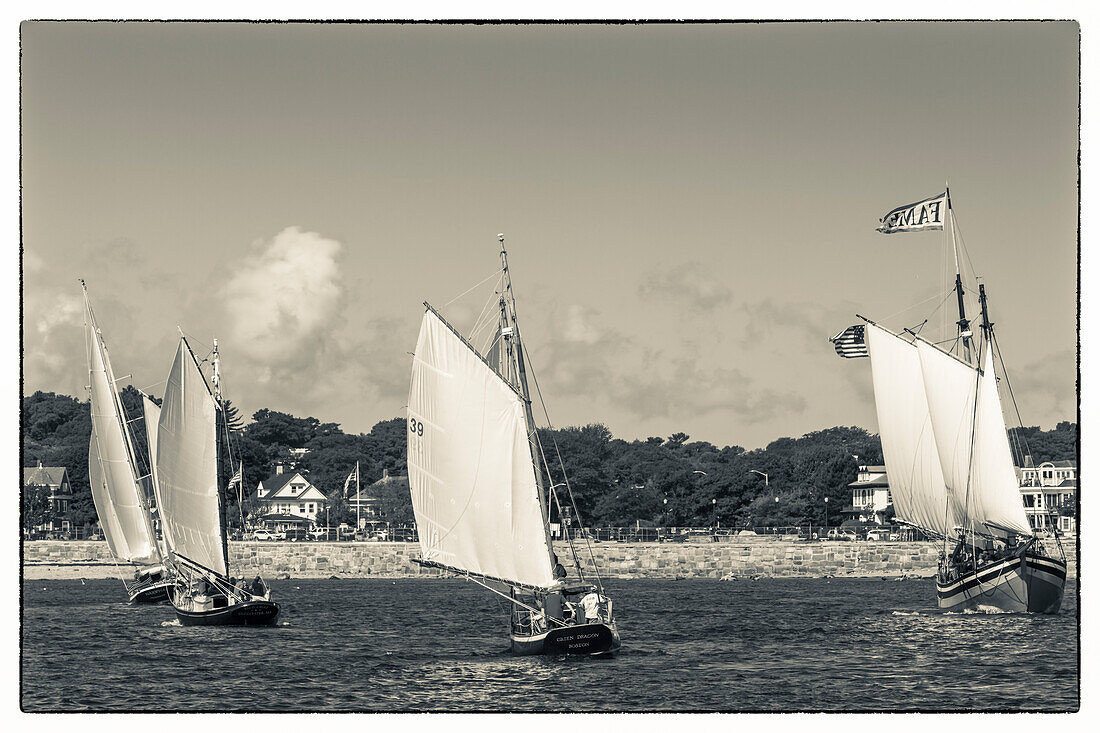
[250,575,266,598]
[579,591,604,624]
[552,554,567,580]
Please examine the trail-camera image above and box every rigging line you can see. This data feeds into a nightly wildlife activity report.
[989,330,1034,466]
[519,337,606,598]
[469,287,502,349]
[878,289,953,325]
[961,335,985,547]
[441,266,506,309]
[531,425,587,582]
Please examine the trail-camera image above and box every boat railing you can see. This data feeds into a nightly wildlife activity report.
[511,607,548,635]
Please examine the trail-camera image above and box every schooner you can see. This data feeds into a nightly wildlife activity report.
[154,335,279,626]
[832,189,1067,613]
[82,281,173,603]
[406,236,621,656]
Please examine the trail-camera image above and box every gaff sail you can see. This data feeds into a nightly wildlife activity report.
[406,307,557,589]
[915,340,1034,537]
[156,338,228,577]
[85,297,159,565]
[865,324,963,537]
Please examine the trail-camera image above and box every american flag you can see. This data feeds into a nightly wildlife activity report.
[227,462,243,490]
[343,463,359,499]
[831,324,869,358]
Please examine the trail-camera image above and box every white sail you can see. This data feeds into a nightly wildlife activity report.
[156,338,228,576]
[916,341,1033,537]
[866,325,963,537]
[406,308,556,588]
[85,304,159,565]
[142,395,163,525]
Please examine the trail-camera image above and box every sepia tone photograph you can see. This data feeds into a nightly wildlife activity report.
[18,18,1081,713]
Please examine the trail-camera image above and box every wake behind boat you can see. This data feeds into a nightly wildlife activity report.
[82,281,175,604]
[155,336,279,627]
[406,236,620,657]
[832,189,1066,614]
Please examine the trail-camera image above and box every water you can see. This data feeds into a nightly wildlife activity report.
[21,577,1078,711]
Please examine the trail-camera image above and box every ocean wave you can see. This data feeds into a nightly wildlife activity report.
[160,620,181,627]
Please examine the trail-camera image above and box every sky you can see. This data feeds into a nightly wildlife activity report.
[20,21,1080,449]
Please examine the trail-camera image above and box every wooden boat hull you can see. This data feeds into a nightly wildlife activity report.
[511,622,620,657]
[174,600,280,627]
[129,579,173,604]
[937,553,1066,614]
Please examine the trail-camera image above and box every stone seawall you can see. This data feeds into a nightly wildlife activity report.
[22,537,1078,581]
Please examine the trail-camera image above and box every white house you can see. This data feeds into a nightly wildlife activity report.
[254,467,328,527]
[1016,459,1077,535]
[845,465,893,524]
[848,459,1077,535]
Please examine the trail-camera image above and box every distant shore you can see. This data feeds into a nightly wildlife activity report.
[22,537,1078,582]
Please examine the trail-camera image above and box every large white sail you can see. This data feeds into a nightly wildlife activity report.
[916,341,1033,537]
[407,308,556,588]
[866,325,963,537]
[156,338,228,577]
[85,303,159,565]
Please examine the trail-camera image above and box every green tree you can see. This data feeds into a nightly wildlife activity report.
[23,483,53,531]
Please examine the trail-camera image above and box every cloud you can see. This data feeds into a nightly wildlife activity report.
[530,302,806,425]
[24,249,45,273]
[638,262,733,312]
[223,227,345,379]
[739,297,859,348]
[24,290,85,395]
[1010,348,1076,426]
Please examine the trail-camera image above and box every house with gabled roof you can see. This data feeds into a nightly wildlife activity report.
[253,467,328,528]
[23,460,74,535]
[844,465,893,525]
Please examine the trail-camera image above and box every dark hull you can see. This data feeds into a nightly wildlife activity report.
[511,622,620,657]
[129,580,173,605]
[937,553,1066,614]
[174,600,280,627]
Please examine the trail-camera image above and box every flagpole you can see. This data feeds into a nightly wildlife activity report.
[355,460,360,537]
[946,185,972,362]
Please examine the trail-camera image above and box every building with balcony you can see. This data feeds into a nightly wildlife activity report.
[845,459,1077,535]
[1016,458,1076,535]
[844,465,894,525]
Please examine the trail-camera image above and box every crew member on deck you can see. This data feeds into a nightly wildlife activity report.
[580,591,603,624]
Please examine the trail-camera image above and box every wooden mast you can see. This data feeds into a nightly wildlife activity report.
[497,235,556,551]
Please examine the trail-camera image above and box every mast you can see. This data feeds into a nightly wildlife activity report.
[498,235,554,542]
[946,188,973,362]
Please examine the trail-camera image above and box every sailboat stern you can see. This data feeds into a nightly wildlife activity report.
[540,622,620,657]
[174,599,280,627]
[936,553,1066,614]
[1023,555,1067,614]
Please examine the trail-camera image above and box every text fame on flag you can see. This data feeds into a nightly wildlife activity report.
[875,192,948,235]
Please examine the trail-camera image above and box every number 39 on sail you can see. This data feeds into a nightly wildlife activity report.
[406,235,621,656]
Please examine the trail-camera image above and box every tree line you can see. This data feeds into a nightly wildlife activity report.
[22,388,1078,531]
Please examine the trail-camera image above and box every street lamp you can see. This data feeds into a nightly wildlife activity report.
[824,496,829,531]
[712,497,718,530]
[748,470,769,486]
